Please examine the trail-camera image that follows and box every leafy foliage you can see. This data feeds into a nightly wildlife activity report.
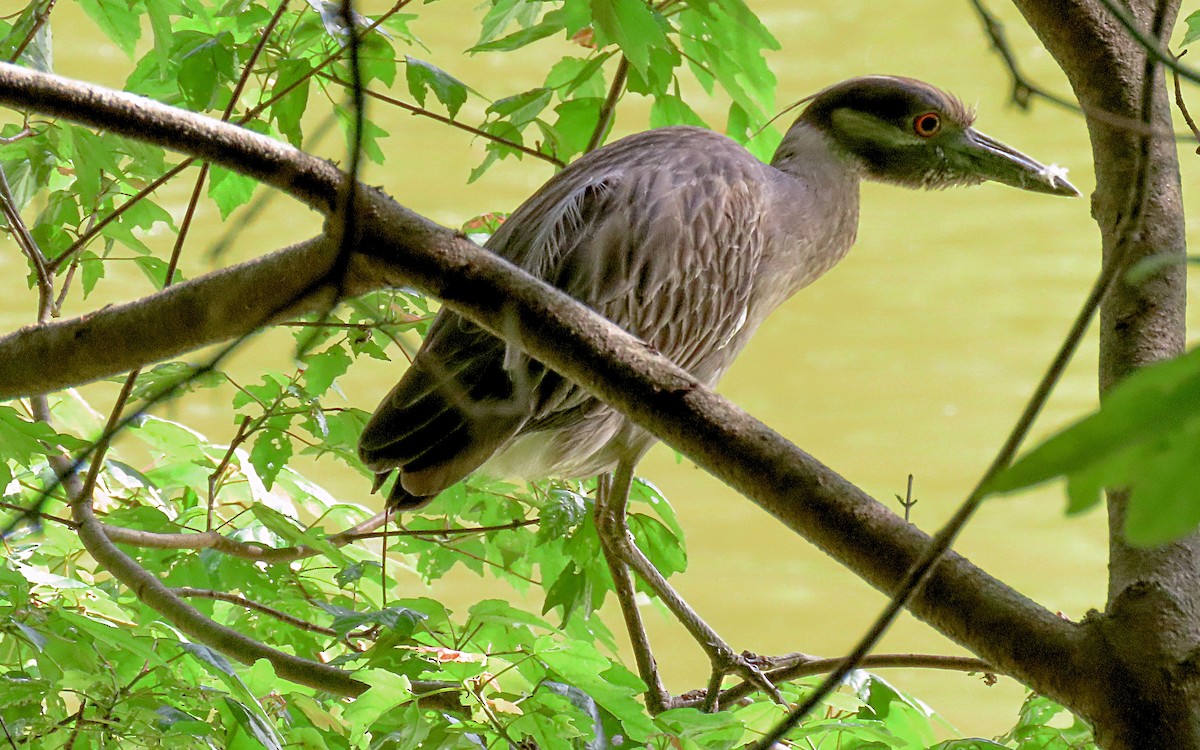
[0,0,1104,747]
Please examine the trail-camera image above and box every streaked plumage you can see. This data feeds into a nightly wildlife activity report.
[359,75,1077,509]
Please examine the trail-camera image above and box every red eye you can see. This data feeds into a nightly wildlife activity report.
[913,112,941,137]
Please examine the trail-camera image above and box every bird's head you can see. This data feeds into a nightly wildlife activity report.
[791,75,1078,197]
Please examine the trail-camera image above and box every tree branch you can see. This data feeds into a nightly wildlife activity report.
[0,63,1081,704]
[681,652,999,710]
[172,586,340,638]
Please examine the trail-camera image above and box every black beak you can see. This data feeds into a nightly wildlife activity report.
[962,129,1080,197]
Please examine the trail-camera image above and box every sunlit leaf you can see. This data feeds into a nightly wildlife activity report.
[589,0,669,79]
[1184,10,1200,47]
[208,164,258,219]
[271,58,313,148]
[405,56,469,118]
[78,0,141,58]
[471,20,563,52]
[250,428,293,490]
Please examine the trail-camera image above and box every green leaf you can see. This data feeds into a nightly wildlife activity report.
[650,93,707,129]
[0,405,84,464]
[544,56,609,99]
[489,88,554,124]
[178,33,235,110]
[303,346,352,396]
[535,638,654,741]
[470,19,563,52]
[67,127,122,207]
[478,0,543,45]
[129,361,227,401]
[679,0,778,122]
[336,112,389,165]
[271,58,313,148]
[144,0,175,75]
[1184,10,1200,47]
[250,429,293,490]
[984,347,1200,545]
[132,255,172,289]
[223,697,284,750]
[321,604,427,638]
[629,514,686,577]
[343,669,412,728]
[1123,422,1200,545]
[78,0,141,58]
[549,97,604,158]
[4,7,53,72]
[655,707,744,749]
[589,0,669,79]
[405,57,469,119]
[208,164,257,219]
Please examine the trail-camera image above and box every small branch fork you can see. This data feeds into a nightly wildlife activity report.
[967,0,1198,142]
[967,0,1078,111]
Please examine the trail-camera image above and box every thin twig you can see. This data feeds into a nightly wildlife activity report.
[585,56,629,153]
[318,72,566,167]
[172,587,339,637]
[967,0,1195,142]
[595,472,670,714]
[353,517,539,539]
[895,474,917,522]
[0,163,54,318]
[1172,50,1200,152]
[8,0,56,64]
[71,1,290,527]
[207,415,252,531]
[966,0,1078,111]
[44,0,412,275]
[1092,0,1200,87]
[101,510,388,561]
[684,652,999,710]
[0,500,75,528]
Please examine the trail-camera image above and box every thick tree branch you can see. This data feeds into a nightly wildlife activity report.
[0,63,1081,704]
[0,236,349,396]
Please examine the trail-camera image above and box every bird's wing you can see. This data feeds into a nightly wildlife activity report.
[537,132,771,402]
[359,127,770,499]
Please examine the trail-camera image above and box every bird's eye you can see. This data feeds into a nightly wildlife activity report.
[913,113,941,137]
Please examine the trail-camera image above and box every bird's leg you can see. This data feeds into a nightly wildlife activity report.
[595,458,784,711]
[596,472,671,715]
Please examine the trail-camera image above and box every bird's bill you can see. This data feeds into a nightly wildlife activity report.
[963,129,1081,197]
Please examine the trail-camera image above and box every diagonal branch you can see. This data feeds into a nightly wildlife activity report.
[0,63,1082,705]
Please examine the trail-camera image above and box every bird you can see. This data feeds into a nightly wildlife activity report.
[358,75,1077,706]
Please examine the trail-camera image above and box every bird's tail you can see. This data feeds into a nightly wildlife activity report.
[371,471,437,512]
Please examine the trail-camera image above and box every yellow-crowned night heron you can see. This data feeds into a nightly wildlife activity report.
[359,75,1077,706]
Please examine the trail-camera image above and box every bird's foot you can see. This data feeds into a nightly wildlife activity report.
[702,647,784,711]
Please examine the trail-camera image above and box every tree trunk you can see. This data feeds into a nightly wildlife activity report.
[1012,0,1199,745]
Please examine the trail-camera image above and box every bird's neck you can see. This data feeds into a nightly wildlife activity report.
[757,121,862,306]
[769,119,862,184]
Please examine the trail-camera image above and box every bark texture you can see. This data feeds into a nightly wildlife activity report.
[1011,0,1198,745]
